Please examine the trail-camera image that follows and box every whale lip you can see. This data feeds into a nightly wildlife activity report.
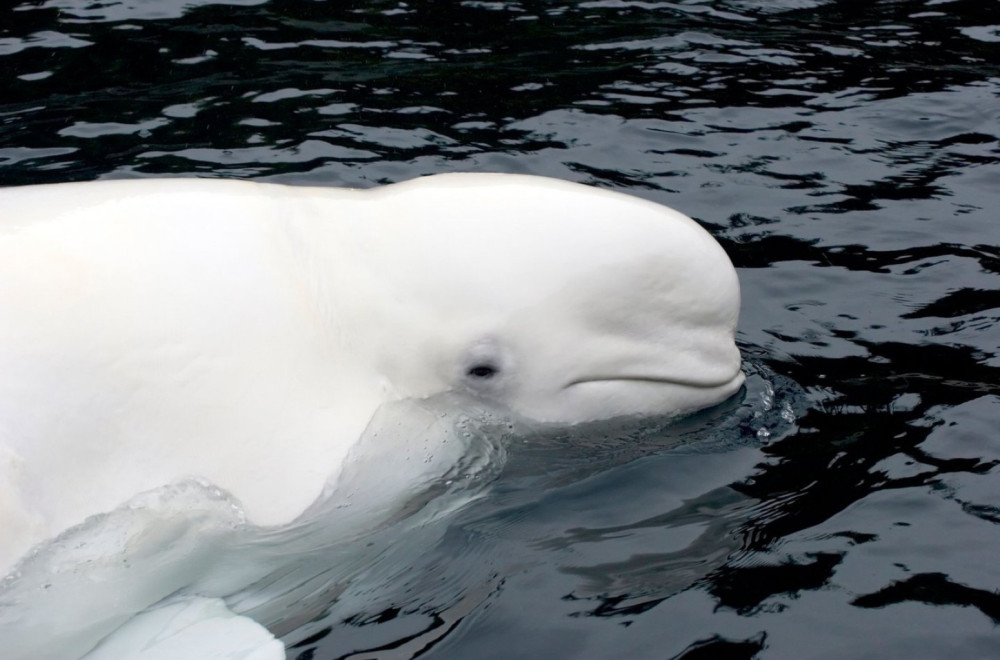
[564,372,742,390]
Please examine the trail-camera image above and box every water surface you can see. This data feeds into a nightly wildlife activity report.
[2,1,999,658]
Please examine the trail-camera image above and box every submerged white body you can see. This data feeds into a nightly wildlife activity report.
[0,173,742,582]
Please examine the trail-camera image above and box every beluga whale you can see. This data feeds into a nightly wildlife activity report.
[0,173,743,658]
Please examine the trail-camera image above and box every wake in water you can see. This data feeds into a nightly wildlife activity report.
[0,395,510,660]
[284,359,801,658]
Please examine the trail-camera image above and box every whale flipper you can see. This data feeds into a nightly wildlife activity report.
[82,598,283,660]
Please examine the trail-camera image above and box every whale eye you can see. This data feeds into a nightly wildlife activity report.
[467,364,498,379]
[461,337,509,389]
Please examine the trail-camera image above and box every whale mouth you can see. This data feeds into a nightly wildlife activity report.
[537,371,746,424]
[565,373,742,390]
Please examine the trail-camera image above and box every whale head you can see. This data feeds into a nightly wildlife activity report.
[334,173,744,424]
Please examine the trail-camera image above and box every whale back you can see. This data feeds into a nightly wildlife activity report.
[0,179,380,559]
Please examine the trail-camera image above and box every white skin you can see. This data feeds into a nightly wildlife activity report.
[0,173,742,576]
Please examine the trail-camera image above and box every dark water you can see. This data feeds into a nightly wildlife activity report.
[3,0,1000,658]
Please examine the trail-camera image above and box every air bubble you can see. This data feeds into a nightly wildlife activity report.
[759,382,775,412]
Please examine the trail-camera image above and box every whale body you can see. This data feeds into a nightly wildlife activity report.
[0,172,742,587]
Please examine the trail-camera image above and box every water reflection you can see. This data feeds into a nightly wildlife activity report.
[3,0,997,184]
